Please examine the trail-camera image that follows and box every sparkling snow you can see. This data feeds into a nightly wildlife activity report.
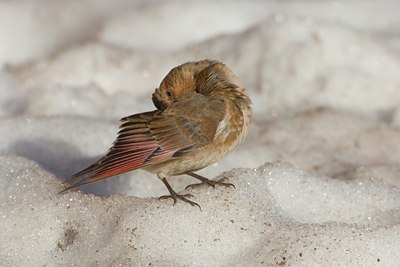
[1,1,400,266]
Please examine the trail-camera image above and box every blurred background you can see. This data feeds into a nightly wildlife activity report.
[2,0,400,119]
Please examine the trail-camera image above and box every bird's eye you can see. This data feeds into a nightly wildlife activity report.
[166,89,174,98]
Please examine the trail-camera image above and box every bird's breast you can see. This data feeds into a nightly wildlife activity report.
[215,97,251,147]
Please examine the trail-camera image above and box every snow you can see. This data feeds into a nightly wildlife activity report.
[1,0,400,266]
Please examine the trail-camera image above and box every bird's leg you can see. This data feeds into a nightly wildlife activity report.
[158,172,201,209]
[185,171,235,189]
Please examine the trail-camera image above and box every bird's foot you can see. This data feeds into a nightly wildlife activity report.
[185,172,235,190]
[158,174,201,209]
[159,192,201,209]
[185,177,235,189]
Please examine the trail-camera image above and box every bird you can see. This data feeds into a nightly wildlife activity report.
[59,60,252,208]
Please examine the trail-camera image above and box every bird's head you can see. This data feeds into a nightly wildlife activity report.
[152,60,243,110]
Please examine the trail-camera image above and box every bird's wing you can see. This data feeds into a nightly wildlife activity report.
[60,94,225,192]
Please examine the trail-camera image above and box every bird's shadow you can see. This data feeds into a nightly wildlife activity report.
[9,138,126,195]
[9,138,205,197]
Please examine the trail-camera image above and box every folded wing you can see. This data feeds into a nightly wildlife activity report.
[60,94,225,192]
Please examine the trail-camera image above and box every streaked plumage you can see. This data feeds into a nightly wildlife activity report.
[60,60,252,208]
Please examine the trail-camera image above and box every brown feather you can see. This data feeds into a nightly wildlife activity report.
[61,93,225,191]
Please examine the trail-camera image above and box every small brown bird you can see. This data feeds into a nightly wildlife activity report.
[60,60,252,208]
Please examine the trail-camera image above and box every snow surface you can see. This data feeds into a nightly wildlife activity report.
[1,0,400,266]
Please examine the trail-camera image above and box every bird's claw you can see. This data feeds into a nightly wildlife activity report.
[185,177,235,190]
[159,193,201,209]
